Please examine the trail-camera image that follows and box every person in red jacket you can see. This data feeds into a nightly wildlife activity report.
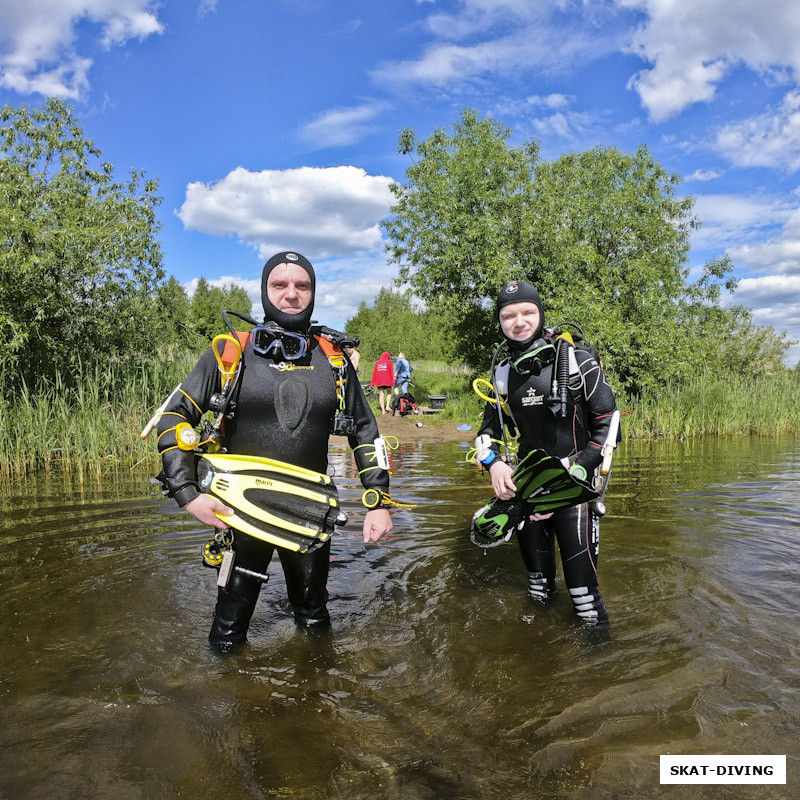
[371,351,395,415]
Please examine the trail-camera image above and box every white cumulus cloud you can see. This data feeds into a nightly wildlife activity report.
[731,275,800,307]
[371,1,620,88]
[714,91,800,171]
[313,256,399,329]
[0,0,163,98]
[493,93,599,143]
[177,165,396,261]
[684,169,723,182]
[690,193,794,251]
[726,275,800,363]
[728,206,800,276]
[622,0,800,121]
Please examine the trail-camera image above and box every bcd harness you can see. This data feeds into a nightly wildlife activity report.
[218,329,413,511]
[469,326,621,545]
[217,328,353,437]
[475,323,621,482]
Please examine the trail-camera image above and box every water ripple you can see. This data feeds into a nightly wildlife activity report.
[1,440,799,799]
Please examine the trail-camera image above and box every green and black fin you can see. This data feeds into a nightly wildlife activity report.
[469,450,600,548]
[196,453,348,553]
[469,498,526,548]
[512,448,598,513]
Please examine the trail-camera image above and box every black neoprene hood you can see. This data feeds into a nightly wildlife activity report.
[260,251,316,331]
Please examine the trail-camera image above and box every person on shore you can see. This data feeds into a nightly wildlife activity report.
[393,352,412,396]
[156,251,393,649]
[348,346,361,375]
[476,280,618,624]
[370,351,395,415]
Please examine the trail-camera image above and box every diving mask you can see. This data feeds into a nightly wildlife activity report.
[511,338,555,375]
[250,323,309,360]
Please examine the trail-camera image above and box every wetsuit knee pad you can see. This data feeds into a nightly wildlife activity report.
[568,585,608,625]
[527,571,555,602]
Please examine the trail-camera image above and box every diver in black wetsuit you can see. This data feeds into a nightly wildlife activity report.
[157,251,392,647]
[477,281,618,624]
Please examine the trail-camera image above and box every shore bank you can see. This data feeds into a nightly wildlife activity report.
[331,411,476,446]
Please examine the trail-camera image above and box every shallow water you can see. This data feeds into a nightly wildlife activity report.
[1,436,798,799]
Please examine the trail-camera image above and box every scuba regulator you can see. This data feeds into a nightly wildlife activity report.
[516,322,586,418]
[310,325,361,438]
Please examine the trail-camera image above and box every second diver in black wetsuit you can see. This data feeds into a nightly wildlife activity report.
[477,280,619,624]
[156,251,393,648]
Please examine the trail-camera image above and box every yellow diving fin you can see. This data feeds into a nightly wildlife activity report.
[196,453,348,553]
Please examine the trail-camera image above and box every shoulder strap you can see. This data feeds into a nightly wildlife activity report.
[493,360,511,397]
[314,334,349,412]
[220,331,249,369]
[313,334,346,368]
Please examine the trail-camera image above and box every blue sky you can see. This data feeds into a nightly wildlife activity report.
[2,0,800,363]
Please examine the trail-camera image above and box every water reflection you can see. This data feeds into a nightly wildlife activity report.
[1,437,798,798]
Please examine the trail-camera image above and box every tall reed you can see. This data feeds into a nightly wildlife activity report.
[1,359,798,477]
[622,371,800,439]
[0,356,194,477]
[404,365,800,439]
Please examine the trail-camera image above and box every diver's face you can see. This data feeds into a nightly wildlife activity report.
[267,264,312,315]
[499,301,541,342]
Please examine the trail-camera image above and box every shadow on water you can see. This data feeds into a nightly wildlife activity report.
[1,436,798,798]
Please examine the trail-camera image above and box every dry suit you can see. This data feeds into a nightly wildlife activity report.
[157,251,389,647]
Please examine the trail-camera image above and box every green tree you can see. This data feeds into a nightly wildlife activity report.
[521,145,701,394]
[156,276,192,350]
[190,278,254,341]
[682,299,792,378]
[190,278,221,341]
[383,109,776,395]
[0,99,164,387]
[384,111,538,369]
[345,288,450,363]
[226,283,254,321]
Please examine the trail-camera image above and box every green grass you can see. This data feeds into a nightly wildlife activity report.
[1,360,798,477]
[621,371,800,439]
[0,357,193,477]
[372,362,800,439]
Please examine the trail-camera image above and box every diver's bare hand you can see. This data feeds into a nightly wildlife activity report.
[489,460,516,500]
[184,494,234,529]
[528,511,554,522]
[363,508,392,543]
